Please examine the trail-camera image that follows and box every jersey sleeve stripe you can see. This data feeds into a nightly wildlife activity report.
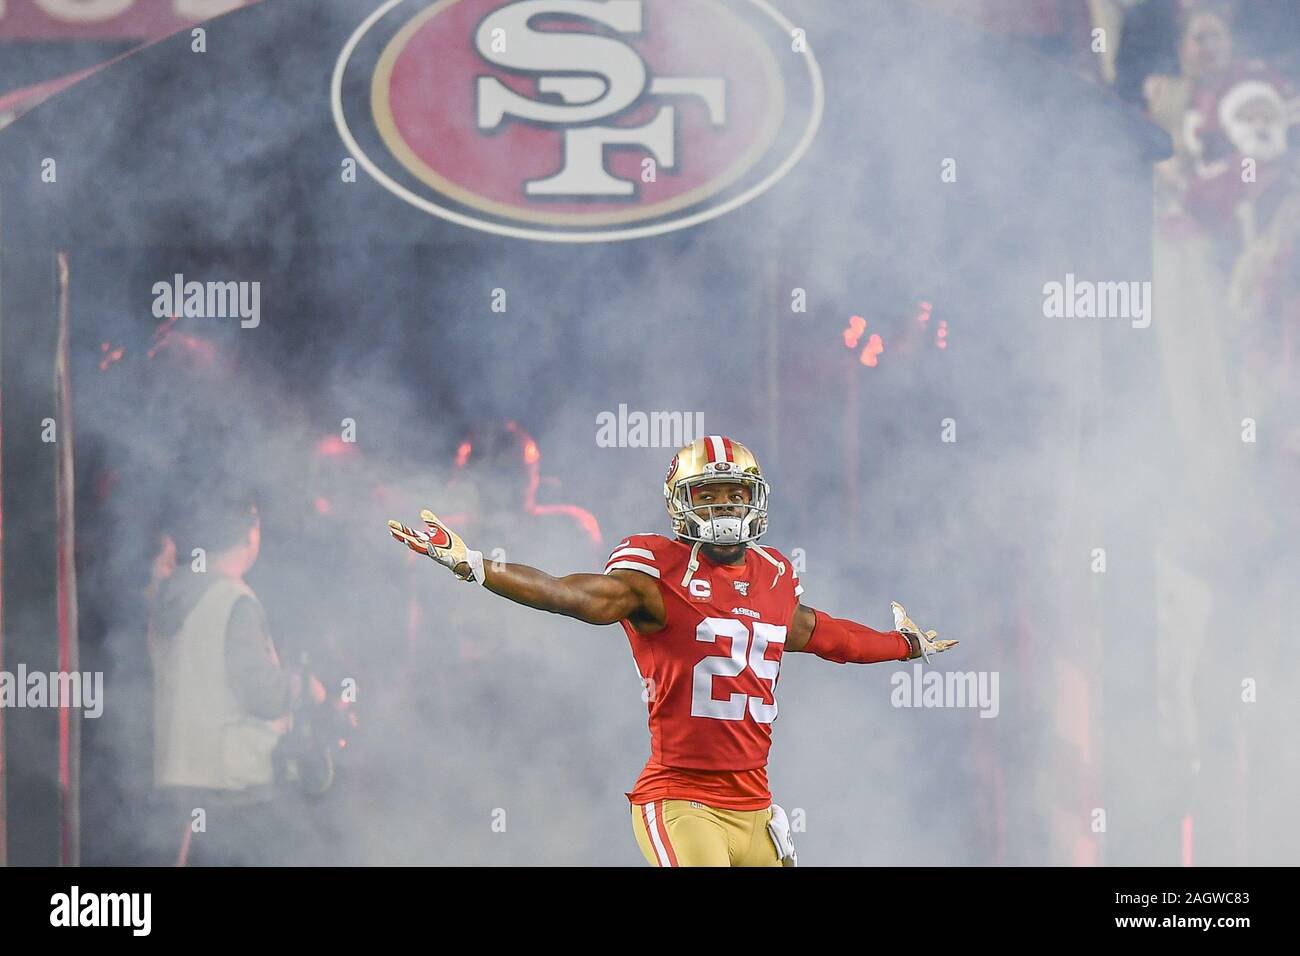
[605,560,661,579]
[607,546,655,562]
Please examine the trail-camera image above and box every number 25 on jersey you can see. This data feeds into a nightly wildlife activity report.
[691,617,785,723]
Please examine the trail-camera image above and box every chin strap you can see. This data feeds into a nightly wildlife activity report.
[749,544,785,589]
[680,540,705,587]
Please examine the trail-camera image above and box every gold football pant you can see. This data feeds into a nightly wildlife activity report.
[631,799,780,867]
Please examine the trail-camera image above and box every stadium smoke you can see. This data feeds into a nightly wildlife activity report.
[33,0,1296,866]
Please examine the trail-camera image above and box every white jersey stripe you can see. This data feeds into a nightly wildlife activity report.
[707,435,726,462]
[605,560,661,579]
[607,546,655,562]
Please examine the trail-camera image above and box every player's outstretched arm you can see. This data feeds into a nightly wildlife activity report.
[481,564,660,627]
[387,510,664,629]
[787,602,957,663]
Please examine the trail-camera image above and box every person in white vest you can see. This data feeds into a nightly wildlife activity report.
[149,489,323,865]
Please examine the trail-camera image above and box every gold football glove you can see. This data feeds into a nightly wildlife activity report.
[387,510,485,584]
[892,601,957,662]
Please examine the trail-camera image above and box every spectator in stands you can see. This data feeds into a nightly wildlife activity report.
[1142,4,1235,167]
[1184,73,1295,237]
[1142,5,1297,244]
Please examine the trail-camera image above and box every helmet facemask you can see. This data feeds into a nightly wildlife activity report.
[668,474,769,545]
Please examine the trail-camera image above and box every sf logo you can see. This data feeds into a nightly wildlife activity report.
[474,0,725,198]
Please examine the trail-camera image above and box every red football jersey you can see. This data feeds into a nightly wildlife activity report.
[605,534,804,809]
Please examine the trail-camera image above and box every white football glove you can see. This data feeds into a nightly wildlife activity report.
[892,601,957,662]
[387,510,485,585]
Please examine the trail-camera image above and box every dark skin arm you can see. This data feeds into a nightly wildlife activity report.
[485,556,820,648]
[386,511,671,632]
[392,492,820,643]
[480,562,668,634]
[787,603,818,652]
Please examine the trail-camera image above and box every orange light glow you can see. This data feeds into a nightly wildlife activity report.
[455,441,472,468]
[315,497,332,515]
[175,334,213,359]
[916,301,933,324]
[517,426,601,544]
[148,331,216,365]
[936,319,948,350]
[842,314,866,349]
[316,436,354,457]
[146,315,180,359]
[98,341,125,370]
[859,333,884,367]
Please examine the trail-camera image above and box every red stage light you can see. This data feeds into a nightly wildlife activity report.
[860,333,883,367]
[97,342,125,370]
[316,436,353,458]
[842,314,866,349]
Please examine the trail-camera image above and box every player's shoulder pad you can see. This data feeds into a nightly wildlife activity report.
[751,543,805,599]
[604,533,670,580]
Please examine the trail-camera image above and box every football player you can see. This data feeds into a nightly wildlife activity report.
[387,435,955,866]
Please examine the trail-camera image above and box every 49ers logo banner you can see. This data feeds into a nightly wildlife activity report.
[332,0,822,242]
[0,1,252,39]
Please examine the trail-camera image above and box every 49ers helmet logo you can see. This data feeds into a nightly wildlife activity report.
[333,0,823,242]
[665,454,680,486]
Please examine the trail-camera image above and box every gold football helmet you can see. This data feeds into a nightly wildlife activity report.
[664,436,769,544]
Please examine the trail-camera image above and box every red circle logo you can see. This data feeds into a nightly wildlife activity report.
[335,0,823,241]
[665,454,680,486]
